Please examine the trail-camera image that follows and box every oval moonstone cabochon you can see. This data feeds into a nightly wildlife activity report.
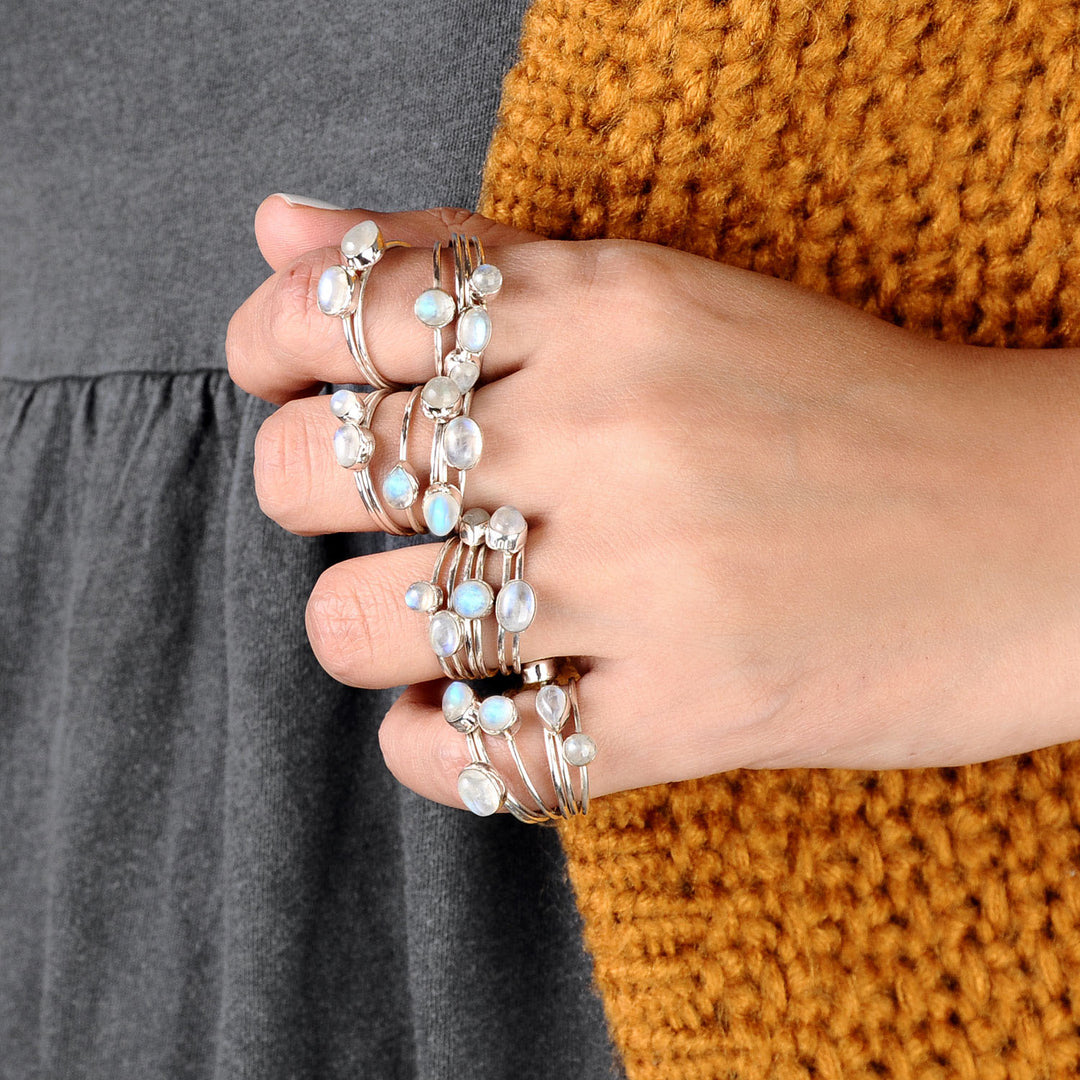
[444,416,483,471]
[495,580,536,634]
[458,763,504,816]
[456,307,492,353]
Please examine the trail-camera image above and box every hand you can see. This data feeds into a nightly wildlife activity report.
[226,196,1080,810]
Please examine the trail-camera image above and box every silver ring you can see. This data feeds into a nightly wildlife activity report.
[316,220,410,390]
[442,667,596,822]
[349,389,411,536]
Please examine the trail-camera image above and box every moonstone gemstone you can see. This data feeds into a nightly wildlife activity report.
[563,733,598,767]
[329,388,364,421]
[486,506,527,552]
[421,376,463,420]
[442,681,477,731]
[382,463,418,509]
[428,610,463,657]
[404,581,441,613]
[456,307,492,353]
[423,484,461,537]
[444,416,483,471]
[317,265,352,316]
[452,579,494,619]
[496,580,536,633]
[470,263,503,297]
[479,695,518,735]
[333,423,374,469]
[414,287,456,328]
[535,684,569,732]
[459,507,490,546]
[458,764,503,816]
[340,220,382,265]
[448,357,480,393]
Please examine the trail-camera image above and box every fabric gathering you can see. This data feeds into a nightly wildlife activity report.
[4,0,1080,1079]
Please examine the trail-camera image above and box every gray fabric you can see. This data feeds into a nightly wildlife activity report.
[0,3,624,1078]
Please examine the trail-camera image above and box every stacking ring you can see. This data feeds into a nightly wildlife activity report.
[317,220,409,390]
[443,659,595,822]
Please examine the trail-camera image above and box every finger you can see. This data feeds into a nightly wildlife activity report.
[255,197,542,272]
[254,373,552,536]
[227,233,570,405]
[377,669,631,811]
[304,528,607,691]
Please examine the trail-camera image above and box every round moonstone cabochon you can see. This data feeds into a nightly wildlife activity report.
[317,265,353,316]
[404,581,440,613]
[452,579,494,619]
[414,288,456,328]
[478,695,518,735]
[458,764,504,816]
[486,506,527,551]
[341,220,382,265]
[457,307,492,353]
[563,732,598,767]
[496,580,536,634]
[444,416,483,471]
[329,388,363,420]
[470,263,503,296]
[421,376,463,419]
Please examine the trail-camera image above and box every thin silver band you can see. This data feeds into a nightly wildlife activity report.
[344,240,410,389]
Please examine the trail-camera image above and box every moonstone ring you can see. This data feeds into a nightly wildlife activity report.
[443,661,595,822]
[317,220,410,390]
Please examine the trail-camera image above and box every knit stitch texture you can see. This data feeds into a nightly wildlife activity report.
[478,1,1080,1077]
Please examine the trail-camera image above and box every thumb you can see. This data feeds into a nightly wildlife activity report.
[254,194,543,271]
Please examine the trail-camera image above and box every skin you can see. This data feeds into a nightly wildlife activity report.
[226,196,1080,812]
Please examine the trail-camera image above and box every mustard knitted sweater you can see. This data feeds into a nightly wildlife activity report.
[479,2,1080,1078]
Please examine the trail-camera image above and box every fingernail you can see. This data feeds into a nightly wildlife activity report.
[273,192,346,210]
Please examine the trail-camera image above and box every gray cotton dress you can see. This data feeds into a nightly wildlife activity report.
[0,2,623,1077]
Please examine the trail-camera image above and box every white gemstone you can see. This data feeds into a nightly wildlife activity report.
[333,423,374,469]
[486,506,527,552]
[535,684,569,732]
[382,463,419,509]
[457,307,492,353]
[421,376,463,421]
[496,579,536,633]
[329,388,364,421]
[470,263,503,297]
[452,579,494,619]
[340,220,382,265]
[317,265,353,316]
[444,416,483,471]
[414,288,456,328]
[428,610,464,657]
[404,581,441,613]
[563,733,597,767]
[458,764,504,816]
[423,484,461,537]
[442,681,477,731]
[459,508,490,546]
[479,695,518,735]
[448,357,481,393]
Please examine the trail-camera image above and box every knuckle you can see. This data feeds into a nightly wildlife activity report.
[423,206,484,234]
[252,405,320,532]
[268,253,324,361]
[305,565,399,687]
